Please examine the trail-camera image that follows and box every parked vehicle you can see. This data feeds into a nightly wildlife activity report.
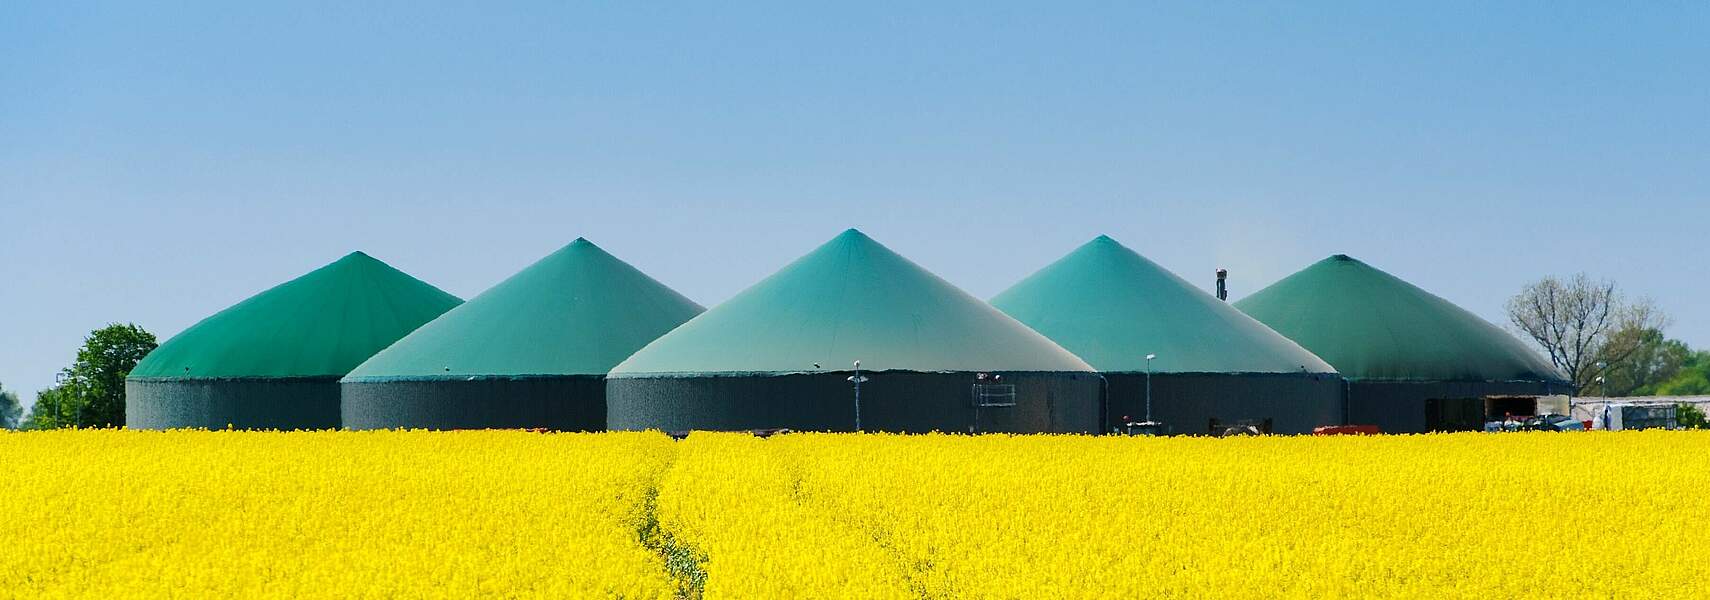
[1483,414,1584,432]
[1522,414,1585,432]
[1484,417,1525,432]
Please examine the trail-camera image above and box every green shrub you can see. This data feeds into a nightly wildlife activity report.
[1677,403,1708,430]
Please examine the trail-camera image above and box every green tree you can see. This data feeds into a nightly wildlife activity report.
[1598,327,1691,396]
[24,386,72,430]
[27,323,157,429]
[0,382,21,429]
[1651,351,1710,396]
[1678,403,1709,429]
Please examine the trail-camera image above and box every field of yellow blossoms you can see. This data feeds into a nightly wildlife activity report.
[2,430,1706,598]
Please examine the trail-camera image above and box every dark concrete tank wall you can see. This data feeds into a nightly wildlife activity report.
[607,371,1102,434]
[1103,372,1345,435]
[1349,380,1572,434]
[341,376,606,431]
[126,377,341,430]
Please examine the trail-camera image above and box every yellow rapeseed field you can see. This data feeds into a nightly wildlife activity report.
[0,430,677,599]
[3,429,1706,599]
[660,431,1710,599]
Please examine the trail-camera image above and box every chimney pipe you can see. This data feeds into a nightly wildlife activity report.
[1215,268,1228,301]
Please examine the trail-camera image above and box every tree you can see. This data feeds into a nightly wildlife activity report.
[1598,327,1691,396]
[0,382,20,429]
[26,323,157,429]
[24,386,71,430]
[1506,274,1667,394]
[1652,351,1710,396]
[1678,403,1709,430]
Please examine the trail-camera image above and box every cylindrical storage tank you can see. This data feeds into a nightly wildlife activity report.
[341,238,703,431]
[608,371,1100,434]
[991,235,1343,435]
[607,229,1102,434]
[125,252,461,430]
[1095,373,1343,435]
[1235,254,1572,433]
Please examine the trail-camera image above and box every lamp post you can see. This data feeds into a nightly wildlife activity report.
[1596,361,1608,397]
[847,360,868,432]
[1144,353,1157,424]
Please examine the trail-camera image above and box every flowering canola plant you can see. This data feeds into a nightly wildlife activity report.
[0,430,676,599]
[658,431,1710,599]
[3,429,1707,598]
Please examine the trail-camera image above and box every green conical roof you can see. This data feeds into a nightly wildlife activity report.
[610,229,1094,376]
[1233,254,1567,383]
[130,252,462,379]
[990,236,1335,374]
[344,239,704,380]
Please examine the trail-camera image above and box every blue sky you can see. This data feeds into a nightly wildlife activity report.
[3,2,1706,409]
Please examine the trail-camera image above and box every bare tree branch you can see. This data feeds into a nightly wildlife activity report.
[1506,273,1666,394]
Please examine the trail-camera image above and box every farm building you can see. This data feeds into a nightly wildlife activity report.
[606,229,1102,434]
[991,235,1342,435]
[1234,254,1571,433]
[126,252,461,430]
[341,238,703,430]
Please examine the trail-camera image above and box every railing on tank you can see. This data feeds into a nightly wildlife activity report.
[971,383,1016,408]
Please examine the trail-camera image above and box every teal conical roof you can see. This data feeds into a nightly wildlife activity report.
[610,229,1094,376]
[130,252,462,379]
[990,236,1335,374]
[1234,255,1567,383]
[344,239,704,380]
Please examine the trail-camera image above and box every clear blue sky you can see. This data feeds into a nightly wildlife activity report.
[3,3,1706,409]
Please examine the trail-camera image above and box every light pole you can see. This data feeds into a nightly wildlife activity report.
[1144,353,1157,424]
[1596,361,1608,397]
[847,360,868,432]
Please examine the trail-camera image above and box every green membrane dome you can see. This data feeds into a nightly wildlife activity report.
[991,235,1335,374]
[1234,254,1566,384]
[610,229,1094,376]
[129,252,462,380]
[344,238,704,381]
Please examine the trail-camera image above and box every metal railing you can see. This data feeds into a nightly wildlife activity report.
[971,383,1016,407]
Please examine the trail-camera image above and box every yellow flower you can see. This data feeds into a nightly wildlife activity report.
[3,429,1704,598]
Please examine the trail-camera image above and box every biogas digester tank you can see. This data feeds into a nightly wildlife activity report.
[126,252,461,430]
[607,229,1102,434]
[992,236,1343,435]
[341,239,702,430]
[1235,254,1571,433]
